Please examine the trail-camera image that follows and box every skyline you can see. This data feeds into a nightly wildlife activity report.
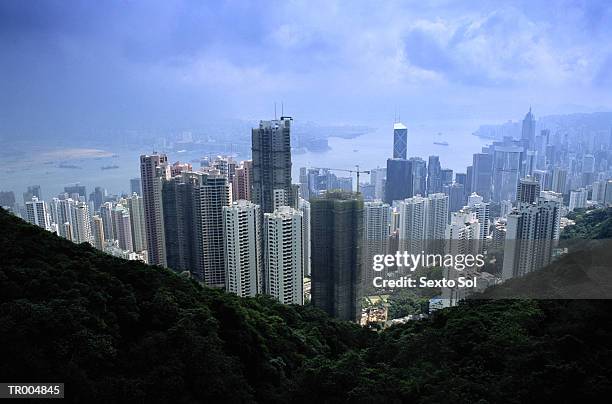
[1,0,612,141]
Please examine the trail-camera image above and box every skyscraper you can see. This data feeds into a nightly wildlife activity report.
[369,167,386,200]
[441,169,454,187]
[446,209,481,256]
[91,215,105,250]
[25,196,51,230]
[426,193,450,252]
[223,200,262,297]
[126,193,147,254]
[130,178,142,196]
[471,153,493,201]
[502,197,560,280]
[492,144,522,202]
[64,184,87,200]
[89,186,106,212]
[298,198,311,277]
[23,185,42,205]
[427,155,442,194]
[551,167,568,194]
[111,203,133,251]
[161,170,232,285]
[140,153,170,267]
[70,201,93,245]
[445,182,466,213]
[398,195,427,255]
[467,193,491,242]
[264,206,303,305]
[232,160,253,201]
[252,117,294,213]
[99,201,115,241]
[193,172,232,286]
[311,191,363,322]
[162,175,195,272]
[409,157,427,196]
[521,107,536,148]
[363,201,391,293]
[517,176,540,205]
[569,188,588,211]
[393,122,407,159]
[397,193,449,256]
[49,196,76,240]
[384,158,412,204]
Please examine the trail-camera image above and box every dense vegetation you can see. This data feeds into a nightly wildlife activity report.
[562,207,612,239]
[1,208,612,402]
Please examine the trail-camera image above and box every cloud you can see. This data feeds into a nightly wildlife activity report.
[1,0,612,136]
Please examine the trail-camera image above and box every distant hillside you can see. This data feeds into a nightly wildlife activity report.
[1,209,612,402]
[479,208,612,299]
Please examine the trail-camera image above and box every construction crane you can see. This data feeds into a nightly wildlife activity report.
[311,165,371,193]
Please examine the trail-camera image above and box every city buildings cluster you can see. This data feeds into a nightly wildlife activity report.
[3,109,612,322]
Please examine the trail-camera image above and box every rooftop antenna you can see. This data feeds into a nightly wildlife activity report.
[281,101,284,117]
[274,102,277,119]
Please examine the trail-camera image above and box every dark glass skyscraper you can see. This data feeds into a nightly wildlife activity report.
[409,157,427,196]
[130,177,142,196]
[252,117,294,213]
[427,155,442,194]
[311,190,363,322]
[393,122,407,159]
[471,153,493,202]
[161,171,231,285]
[384,158,413,204]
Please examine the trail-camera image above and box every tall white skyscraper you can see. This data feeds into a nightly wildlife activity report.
[223,200,262,298]
[140,153,170,267]
[71,201,93,245]
[111,203,133,251]
[195,173,232,287]
[502,197,561,280]
[446,209,481,256]
[126,193,147,254]
[25,196,51,230]
[398,193,449,256]
[298,198,311,277]
[49,197,73,238]
[398,195,427,254]
[569,188,588,211]
[551,167,568,194]
[363,201,391,291]
[467,192,491,242]
[426,193,450,241]
[264,206,304,305]
[370,168,386,200]
[99,201,115,241]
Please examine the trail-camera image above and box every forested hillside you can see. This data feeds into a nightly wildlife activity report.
[1,208,611,403]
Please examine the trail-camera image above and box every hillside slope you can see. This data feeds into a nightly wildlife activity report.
[0,209,371,403]
[1,208,612,402]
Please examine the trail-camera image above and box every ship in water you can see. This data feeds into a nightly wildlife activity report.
[433,141,449,146]
[101,165,119,170]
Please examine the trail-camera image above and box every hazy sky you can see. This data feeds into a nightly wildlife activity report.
[2,0,612,138]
